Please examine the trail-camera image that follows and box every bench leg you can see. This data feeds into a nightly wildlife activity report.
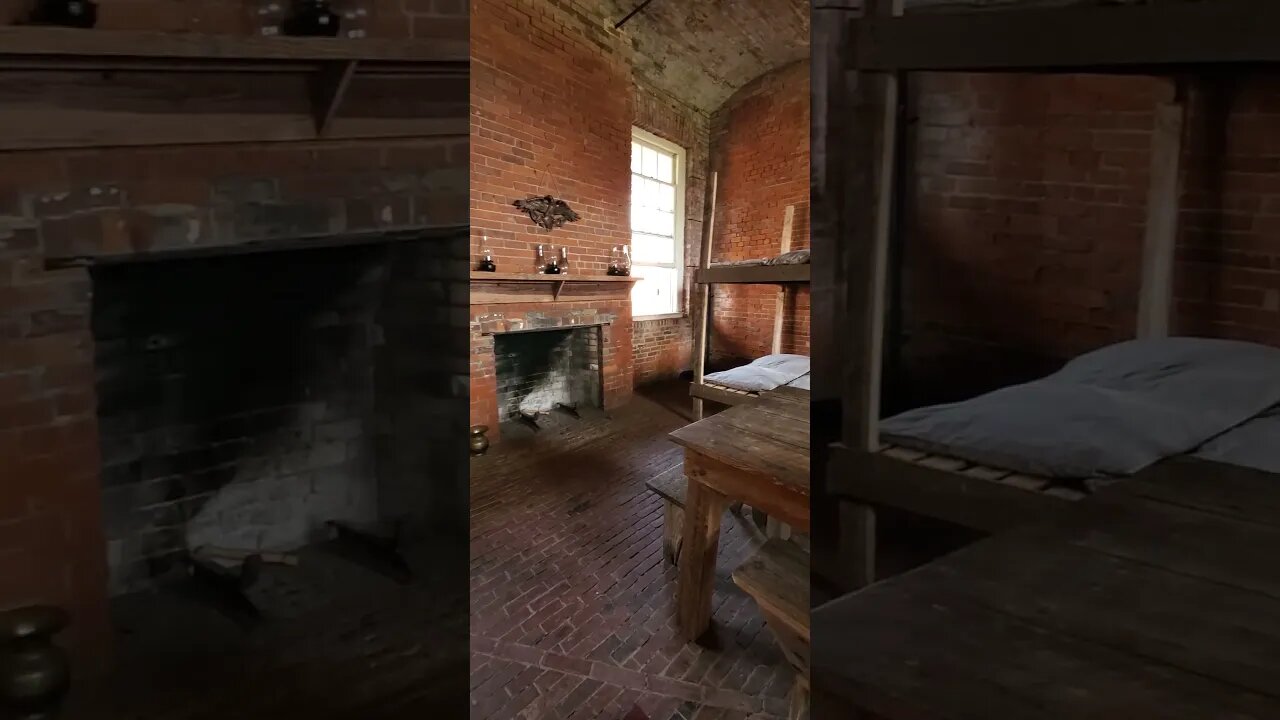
[662,502,684,566]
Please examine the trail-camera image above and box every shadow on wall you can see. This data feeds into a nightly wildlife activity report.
[899,73,1173,406]
[1175,79,1236,337]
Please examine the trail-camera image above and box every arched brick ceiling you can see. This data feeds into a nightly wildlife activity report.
[600,0,810,113]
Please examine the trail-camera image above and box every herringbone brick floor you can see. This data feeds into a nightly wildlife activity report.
[469,390,794,720]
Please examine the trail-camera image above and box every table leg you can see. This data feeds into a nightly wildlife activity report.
[840,501,876,589]
[677,477,730,642]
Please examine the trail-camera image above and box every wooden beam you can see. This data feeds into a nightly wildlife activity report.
[834,0,904,594]
[312,60,358,137]
[691,171,718,421]
[849,0,1280,72]
[811,6,848,408]
[1137,85,1187,339]
[844,4,900,454]
[771,204,796,355]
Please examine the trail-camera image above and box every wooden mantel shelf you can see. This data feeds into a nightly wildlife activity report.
[0,27,467,65]
[470,272,639,305]
[0,27,467,151]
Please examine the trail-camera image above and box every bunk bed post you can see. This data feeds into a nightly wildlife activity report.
[1137,79,1187,339]
[691,171,718,421]
[836,0,903,590]
[771,204,796,356]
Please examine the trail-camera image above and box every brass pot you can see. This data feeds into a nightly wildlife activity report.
[0,606,71,719]
[469,425,490,456]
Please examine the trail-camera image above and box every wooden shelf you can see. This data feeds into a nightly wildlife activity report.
[695,264,810,284]
[849,1,1280,73]
[471,272,637,282]
[0,27,466,150]
[470,272,639,305]
[0,27,467,65]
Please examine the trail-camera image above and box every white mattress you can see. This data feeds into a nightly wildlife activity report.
[704,354,810,392]
[880,338,1280,479]
[709,248,811,269]
[1193,407,1280,473]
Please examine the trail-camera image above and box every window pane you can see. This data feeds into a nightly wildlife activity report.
[657,182,675,212]
[632,232,676,264]
[631,265,679,317]
[642,146,658,178]
[655,210,674,237]
[656,153,673,183]
[631,143,641,173]
[641,177,656,210]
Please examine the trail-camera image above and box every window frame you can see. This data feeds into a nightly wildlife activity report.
[629,127,687,321]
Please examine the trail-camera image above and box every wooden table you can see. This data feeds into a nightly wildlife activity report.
[812,457,1280,719]
[668,386,810,642]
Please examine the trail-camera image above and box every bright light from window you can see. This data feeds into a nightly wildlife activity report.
[630,131,683,318]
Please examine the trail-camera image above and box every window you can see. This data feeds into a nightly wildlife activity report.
[630,128,685,319]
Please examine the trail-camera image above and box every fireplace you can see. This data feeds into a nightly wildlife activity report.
[493,326,602,422]
[89,236,463,596]
[469,273,639,440]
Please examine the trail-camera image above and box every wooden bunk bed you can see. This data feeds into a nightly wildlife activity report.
[689,175,812,420]
[815,0,1280,589]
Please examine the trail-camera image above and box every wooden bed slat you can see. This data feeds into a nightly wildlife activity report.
[881,446,926,462]
[1045,486,1089,501]
[1002,474,1052,492]
[917,455,969,472]
[962,465,1012,482]
[690,381,758,408]
[832,445,1069,534]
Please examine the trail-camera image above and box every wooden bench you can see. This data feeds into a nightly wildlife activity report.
[646,464,747,566]
[733,539,811,720]
[646,464,687,565]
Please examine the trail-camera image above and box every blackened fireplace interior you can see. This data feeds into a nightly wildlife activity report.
[90,237,463,597]
[493,326,603,423]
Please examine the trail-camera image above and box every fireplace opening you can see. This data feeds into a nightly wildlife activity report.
[90,237,464,600]
[493,327,603,424]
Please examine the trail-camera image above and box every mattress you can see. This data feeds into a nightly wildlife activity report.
[785,373,811,390]
[879,337,1280,480]
[703,354,810,392]
[709,248,810,269]
[1193,406,1280,473]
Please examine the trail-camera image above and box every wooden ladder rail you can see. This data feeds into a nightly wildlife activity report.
[691,171,718,421]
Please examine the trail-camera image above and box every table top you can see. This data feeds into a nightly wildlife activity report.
[813,457,1280,719]
[669,387,810,494]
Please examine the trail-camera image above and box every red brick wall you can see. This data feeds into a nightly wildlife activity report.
[900,73,1280,401]
[469,0,635,424]
[632,82,710,384]
[0,3,465,665]
[708,60,811,364]
[469,0,631,274]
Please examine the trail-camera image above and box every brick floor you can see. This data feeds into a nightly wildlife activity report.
[469,390,795,720]
[65,538,470,719]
